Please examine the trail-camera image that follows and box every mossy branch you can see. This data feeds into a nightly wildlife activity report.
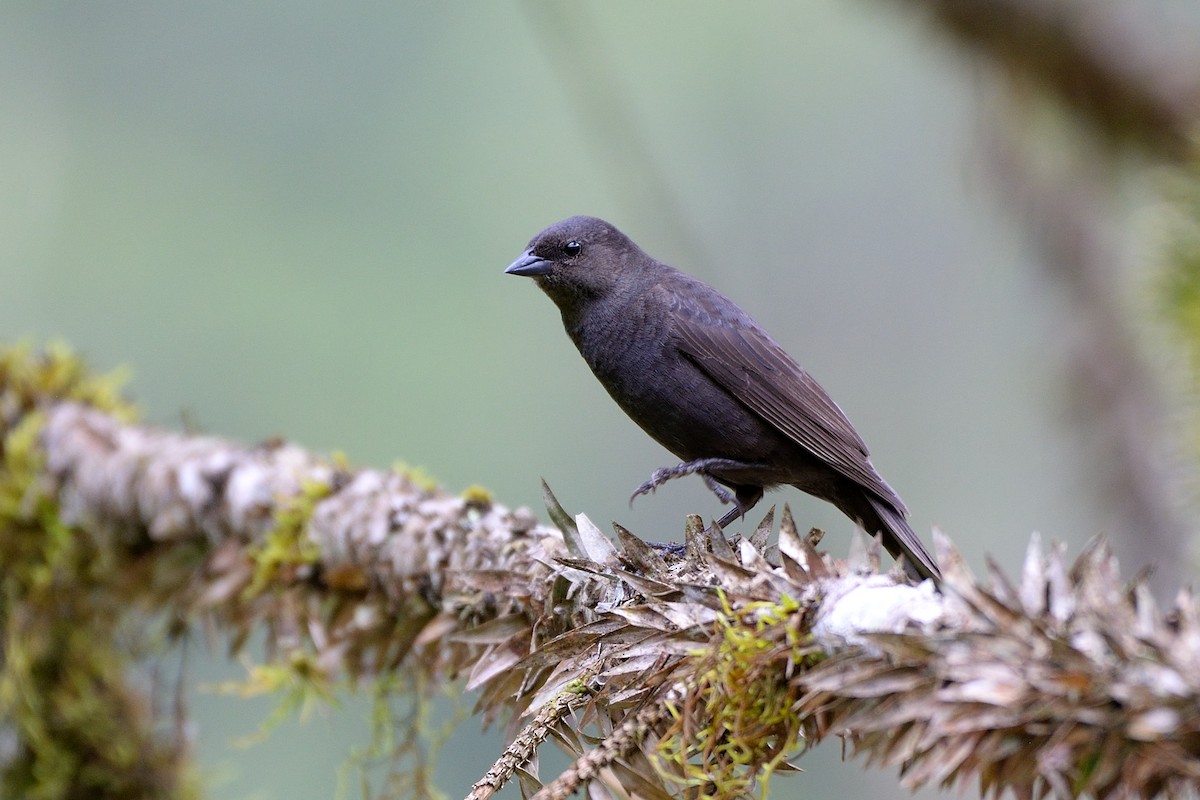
[3,344,1200,799]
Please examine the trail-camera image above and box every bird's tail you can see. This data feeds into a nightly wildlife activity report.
[859,494,941,584]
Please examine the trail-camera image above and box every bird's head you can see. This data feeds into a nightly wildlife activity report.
[505,216,644,307]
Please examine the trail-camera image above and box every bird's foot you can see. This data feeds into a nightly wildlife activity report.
[714,485,765,530]
[629,457,763,506]
[702,473,736,505]
[628,465,687,504]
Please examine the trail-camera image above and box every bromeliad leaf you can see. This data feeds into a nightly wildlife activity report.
[542,479,585,557]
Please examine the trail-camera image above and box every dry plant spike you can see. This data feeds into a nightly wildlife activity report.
[706,516,736,561]
[797,531,831,581]
[612,522,669,575]
[682,513,706,564]
[750,505,775,550]
[576,512,618,566]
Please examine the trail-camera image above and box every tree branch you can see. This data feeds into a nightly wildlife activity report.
[3,348,1198,798]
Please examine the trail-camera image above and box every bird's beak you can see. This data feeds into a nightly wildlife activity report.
[505,250,553,277]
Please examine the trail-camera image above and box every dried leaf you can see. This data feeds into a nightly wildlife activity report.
[543,479,583,556]
[575,513,618,565]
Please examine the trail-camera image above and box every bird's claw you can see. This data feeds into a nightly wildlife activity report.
[628,480,656,506]
[629,465,689,506]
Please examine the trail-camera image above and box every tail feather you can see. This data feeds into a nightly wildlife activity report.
[861,494,941,583]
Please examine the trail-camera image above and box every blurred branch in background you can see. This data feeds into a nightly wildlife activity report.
[899,0,1200,162]
[982,122,1195,595]
[901,0,1200,592]
[1162,164,1200,528]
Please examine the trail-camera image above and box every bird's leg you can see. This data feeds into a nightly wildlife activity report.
[629,458,765,533]
[630,457,751,504]
[714,485,764,530]
[701,473,736,505]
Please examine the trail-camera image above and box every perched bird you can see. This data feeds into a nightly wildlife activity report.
[505,216,940,582]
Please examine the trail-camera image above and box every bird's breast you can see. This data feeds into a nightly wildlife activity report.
[565,302,790,465]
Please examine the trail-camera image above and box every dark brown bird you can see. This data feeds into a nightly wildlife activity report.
[505,216,940,582]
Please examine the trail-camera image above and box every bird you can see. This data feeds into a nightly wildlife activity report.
[504,215,940,582]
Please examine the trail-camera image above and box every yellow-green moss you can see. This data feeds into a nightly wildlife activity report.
[244,476,331,599]
[460,484,493,508]
[393,461,439,494]
[1163,168,1200,359]
[212,652,337,748]
[1160,158,1200,487]
[0,342,196,799]
[0,341,134,422]
[654,593,817,799]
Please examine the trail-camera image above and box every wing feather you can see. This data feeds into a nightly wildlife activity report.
[672,297,905,512]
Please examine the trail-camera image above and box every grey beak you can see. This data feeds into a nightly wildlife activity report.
[505,250,553,277]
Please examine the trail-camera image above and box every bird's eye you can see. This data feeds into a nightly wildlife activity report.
[563,240,582,257]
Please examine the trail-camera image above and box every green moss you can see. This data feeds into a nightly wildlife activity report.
[0,341,134,422]
[212,653,337,748]
[244,476,331,599]
[393,461,439,494]
[460,484,493,508]
[0,342,195,799]
[1161,160,1200,471]
[1163,179,1200,358]
[655,593,816,799]
[341,673,469,800]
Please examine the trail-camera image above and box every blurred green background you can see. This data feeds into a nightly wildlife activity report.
[2,2,1190,798]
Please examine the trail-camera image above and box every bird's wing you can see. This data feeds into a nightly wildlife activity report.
[671,291,904,511]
